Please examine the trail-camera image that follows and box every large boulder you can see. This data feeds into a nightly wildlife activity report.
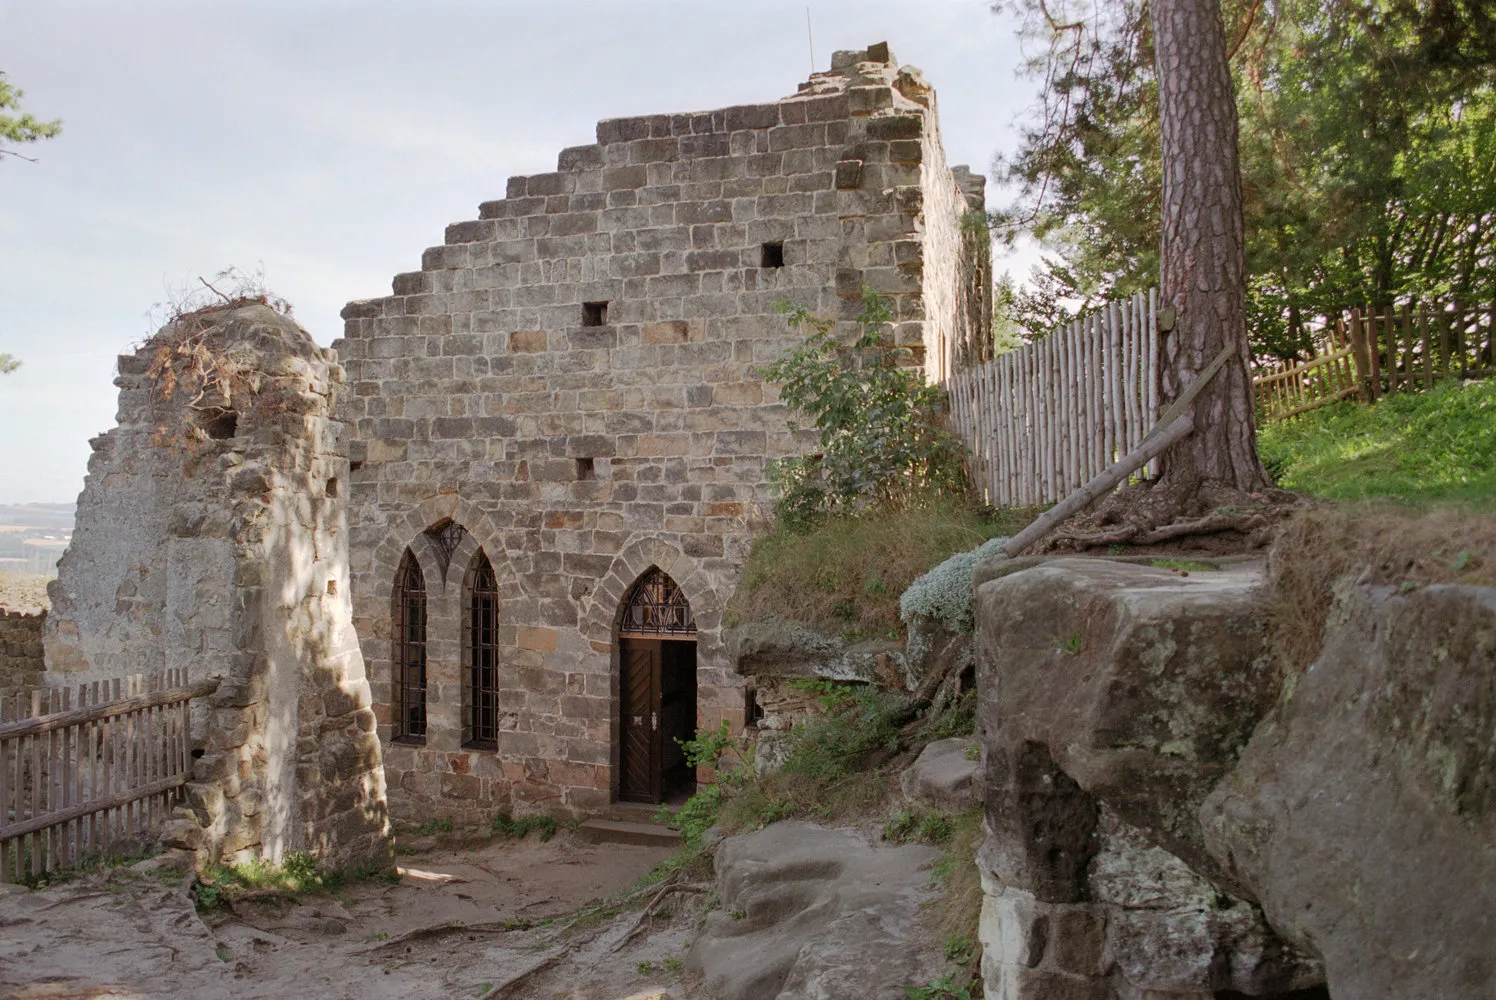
[975,558,1278,896]
[1201,581,1496,999]
[901,736,982,812]
[725,621,909,687]
[686,822,942,999]
[972,558,1324,998]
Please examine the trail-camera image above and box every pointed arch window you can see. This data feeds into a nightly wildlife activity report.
[465,552,500,749]
[393,549,427,743]
[619,567,697,639]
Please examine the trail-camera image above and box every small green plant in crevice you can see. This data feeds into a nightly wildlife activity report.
[902,974,973,1000]
[964,740,980,761]
[943,933,975,966]
[663,957,684,973]
[635,960,656,975]
[883,808,957,845]
[411,816,454,837]
[492,812,557,842]
[1055,628,1082,656]
[215,944,232,963]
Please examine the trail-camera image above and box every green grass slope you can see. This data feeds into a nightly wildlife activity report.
[1258,380,1496,503]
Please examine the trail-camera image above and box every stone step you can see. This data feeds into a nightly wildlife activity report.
[577,818,682,849]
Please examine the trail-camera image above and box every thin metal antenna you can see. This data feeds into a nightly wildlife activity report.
[806,7,816,74]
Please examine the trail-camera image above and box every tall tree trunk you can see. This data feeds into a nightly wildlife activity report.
[1152,0,1271,493]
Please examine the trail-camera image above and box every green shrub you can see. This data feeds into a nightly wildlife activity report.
[756,290,968,527]
[899,536,1009,634]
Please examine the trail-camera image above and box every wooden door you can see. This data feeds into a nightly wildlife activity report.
[619,638,661,803]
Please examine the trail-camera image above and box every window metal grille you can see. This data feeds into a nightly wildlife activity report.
[393,550,427,742]
[427,519,467,576]
[466,554,500,749]
[619,567,697,639]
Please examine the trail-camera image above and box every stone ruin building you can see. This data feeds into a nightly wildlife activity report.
[332,42,990,823]
[29,42,990,859]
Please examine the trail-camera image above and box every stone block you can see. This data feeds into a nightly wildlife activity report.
[517,627,558,652]
[509,330,547,352]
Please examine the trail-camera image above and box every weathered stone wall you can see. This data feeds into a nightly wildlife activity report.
[0,611,45,692]
[47,305,389,869]
[335,44,986,822]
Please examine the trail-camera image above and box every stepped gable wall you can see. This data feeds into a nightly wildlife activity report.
[334,43,990,822]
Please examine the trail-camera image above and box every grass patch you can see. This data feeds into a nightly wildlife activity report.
[728,500,1040,637]
[492,812,557,841]
[1258,379,1496,503]
[1268,502,1496,672]
[192,851,343,911]
[917,690,976,743]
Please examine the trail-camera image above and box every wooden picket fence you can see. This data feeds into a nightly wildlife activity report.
[945,290,1160,507]
[1253,301,1495,421]
[0,669,219,883]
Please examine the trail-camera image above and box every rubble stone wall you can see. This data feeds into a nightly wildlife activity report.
[334,43,989,821]
[46,305,389,869]
[0,611,45,692]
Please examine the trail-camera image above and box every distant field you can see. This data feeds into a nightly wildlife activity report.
[0,573,51,614]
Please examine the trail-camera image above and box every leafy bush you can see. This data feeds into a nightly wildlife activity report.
[756,290,968,527]
[778,685,903,783]
[899,536,1010,634]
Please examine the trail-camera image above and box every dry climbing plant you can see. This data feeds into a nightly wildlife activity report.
[141,266,291,450]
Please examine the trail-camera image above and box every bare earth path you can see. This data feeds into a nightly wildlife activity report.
[0,835,698,1000]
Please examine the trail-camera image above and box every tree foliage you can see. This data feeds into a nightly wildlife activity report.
[757,291,968,528]
[0,354,18,375]
[993,0,1496,363]
[0,71,61,162]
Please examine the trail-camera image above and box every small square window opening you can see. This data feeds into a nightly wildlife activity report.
[761,242,785,269]
[582,301,609,326]
[576,457,596,480]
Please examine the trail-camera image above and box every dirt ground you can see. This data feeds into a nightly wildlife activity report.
[0,834,708,1000]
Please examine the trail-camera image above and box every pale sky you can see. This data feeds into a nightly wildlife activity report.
[0,0,1040,504]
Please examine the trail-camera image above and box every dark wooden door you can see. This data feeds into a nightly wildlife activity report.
[619,638,661,803]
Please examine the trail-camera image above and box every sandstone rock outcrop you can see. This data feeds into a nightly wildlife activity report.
[687,821,942,999]
[901,736,981,813]
[974,558,1318,998]
[1201,581,1496,999]
[973,554,1496,999]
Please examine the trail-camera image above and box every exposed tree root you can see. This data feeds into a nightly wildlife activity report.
[607,881,711,953]
[1043,479,1308,555]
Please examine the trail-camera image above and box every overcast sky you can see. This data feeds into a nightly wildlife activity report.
[0,0,1041,505]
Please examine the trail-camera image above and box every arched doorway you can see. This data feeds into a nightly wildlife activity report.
[617,567,697,804]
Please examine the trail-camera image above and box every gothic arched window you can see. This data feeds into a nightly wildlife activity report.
[465,552,500,749]
[393,549,427,742]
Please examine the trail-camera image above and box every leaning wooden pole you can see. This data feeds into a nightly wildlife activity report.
[999,342,1235,558]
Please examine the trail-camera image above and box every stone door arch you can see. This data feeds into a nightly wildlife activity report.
[617,567,697,804]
